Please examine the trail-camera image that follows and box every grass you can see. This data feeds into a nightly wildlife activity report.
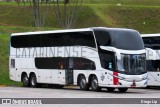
[1,0,160,6]
[95,5,160,33]
[84,0,160,6]
[0,1,160,85]
[0,33,10,85]
[0,32,21,85]
[0,3,159,33]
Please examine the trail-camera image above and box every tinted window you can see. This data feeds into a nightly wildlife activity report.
[35,57,65,69]
[143,37,160,50]
[35,57,96,70]
[11,59,15,68]
[146,60,160,72]
[93,28,144,50]
[73,57,96,70]
[11,31,96,48]
[94,30,111,46]
[98,49,116,71]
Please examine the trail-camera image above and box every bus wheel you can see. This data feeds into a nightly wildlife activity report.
[118,88,128,93]
[22,74,30,87]
[79,75,89,91]
[107,87,115,92]
[30,74,37,88]
[91,76,101,92]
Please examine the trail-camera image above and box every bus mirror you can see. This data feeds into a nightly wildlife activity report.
[100,46,121,60]
[145,48,156,60]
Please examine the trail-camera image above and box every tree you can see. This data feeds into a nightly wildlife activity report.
[17,0,51,27]
[53,0,83,29]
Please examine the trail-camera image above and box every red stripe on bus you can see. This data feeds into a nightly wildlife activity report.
[113,72,118,85]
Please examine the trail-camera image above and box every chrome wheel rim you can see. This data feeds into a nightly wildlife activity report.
[31,77,36,86]
[23,76,28,86]
[91,79,98,90]
[80,78,86,89]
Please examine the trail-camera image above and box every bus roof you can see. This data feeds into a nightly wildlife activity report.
[141,34,160,37]
[92,27,138,32]
[11,28,92,36]
[11,27,137,36]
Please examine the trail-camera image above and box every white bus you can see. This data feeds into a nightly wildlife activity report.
[9,27,147,92]
[141,34,160,87]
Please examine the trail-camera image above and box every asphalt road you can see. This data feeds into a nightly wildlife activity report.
[0,86,160,107]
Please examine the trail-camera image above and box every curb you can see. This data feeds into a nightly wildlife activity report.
[0,85,7,87]
[65,86,79,88]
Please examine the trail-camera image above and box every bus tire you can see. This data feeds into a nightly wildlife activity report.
[91,76,101,92]
[107,87,115,92]
[30,74,38,88]
[118,88,128,93]
[22,74,30,87]
[79,75,89,91]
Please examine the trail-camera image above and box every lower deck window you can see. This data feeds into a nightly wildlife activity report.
[35,57,96,70]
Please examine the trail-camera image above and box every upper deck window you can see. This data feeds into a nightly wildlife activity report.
[11,31,96,48]
[143,37,160,50]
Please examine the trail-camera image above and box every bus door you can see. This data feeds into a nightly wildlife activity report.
[65,58,74,85]
[58,69,66,85]
[58,61,66,85]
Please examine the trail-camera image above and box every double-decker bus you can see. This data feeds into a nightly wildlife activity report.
[142,34,160,87]
[9,27,147,92]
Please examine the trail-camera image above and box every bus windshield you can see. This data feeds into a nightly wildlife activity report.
[117,54,146,75]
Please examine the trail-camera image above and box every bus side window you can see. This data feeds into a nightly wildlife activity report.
[98,49,116,71]
[147,60,156,71]
[104,60,114,71]
[11,59,15,68]
[73,58,96,70]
